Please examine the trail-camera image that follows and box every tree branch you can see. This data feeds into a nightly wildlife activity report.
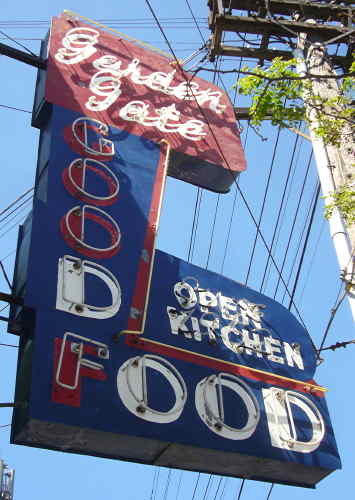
[196,66,355,82]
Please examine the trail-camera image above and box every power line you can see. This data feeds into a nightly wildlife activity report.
[273,150,313,300]
[145,0,310,333]
[153,468,160,500]
[220,181,239,274]
[318,253,355,352]
[175,471,183,500]
[190,189,203,263]
[0,195,33,226]
[298,219,326,304]
[0,103,31,113]
[266,483,274,500]
[262,128,306,292]
[149,468,158,500]
[0,187,33,218]
[0,213,28,241]
[188,188,202,262]
[0,261,11,289]
[244,126,282,285]
[288,182,321,310]
[280,180,320,305]
[201,475,213,500]
[212,477,223,500]
[191,473,201,500]
[236,479,245,500]
[0,28,38,57]
[260,132,301,293]
[162,469,172,500]
[185,0,206,43]
[206,194,220,269]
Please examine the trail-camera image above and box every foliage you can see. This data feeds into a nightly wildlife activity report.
[234,55,354,147]
[236,58,305,128]
[324,183,355,227]
[234,55,355,225]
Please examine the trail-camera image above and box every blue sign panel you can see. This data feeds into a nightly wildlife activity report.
[11,104,340,489]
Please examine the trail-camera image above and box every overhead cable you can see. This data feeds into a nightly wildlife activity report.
[0,187,33,217]
[0,195,33,225]
[273,150,313,299]
[175,471,183,500]
[288,182,321,310]
[0,103,31,114]
[144,0,310,333]
[260,132,301,293]
[0,28,38,57]
[0,261,11,289]
[185,0,206,43]
[280,180,320,304]
[191,473,201,500]
[245,126,282,285]
[236,479,245,500]
[266,483,274,500]
[162,469,172,500]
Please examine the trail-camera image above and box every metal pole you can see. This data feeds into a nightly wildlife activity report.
[296,30,355,321]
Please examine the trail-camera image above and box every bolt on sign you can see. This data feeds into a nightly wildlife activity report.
[10,11,340,490]
[32,13,246,193]
[10,106,340,488]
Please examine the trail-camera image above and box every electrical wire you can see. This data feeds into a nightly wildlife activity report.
[0,187,34,217]
[220,478,228,500]
[260,132,300,293]
[0,344,18,348]
[175,471,183,500]
[201,475,213,500]
[298,219,326,304]
[152,468,160,500]
[212,477,223,500]
[244,126,282,285]
[262,128,306,291]
[280,180,320,305]
[236,479,245,500]
[206,193,220,269]
[0,195,33,226]
[191,473,201,500]
[288,182,321,310]
[162,469,172,500]
[220,181,239,274]
[0,28,38,57]
[0,261,11,289]
[149,468,158,500]
[190,189,203,263]
[145,0,310,332]
[185,0,206,43]
[188,188,202,262]
[266,483,274,500]
[0,103,31,114]
[318,251,355,352]
[0,250,16,262]
[0,213,28,241]
[273,150,313,299]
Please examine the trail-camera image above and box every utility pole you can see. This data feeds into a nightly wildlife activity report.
[207,0,355,318]
[0,460,15,500]
[296,30,355,320]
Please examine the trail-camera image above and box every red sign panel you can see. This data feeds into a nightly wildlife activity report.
[43,14,246,192]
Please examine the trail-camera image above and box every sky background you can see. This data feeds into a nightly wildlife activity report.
[0,1,353,500]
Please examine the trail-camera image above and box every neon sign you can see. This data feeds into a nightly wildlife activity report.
[9,12,340,490]
[32,14,247,193]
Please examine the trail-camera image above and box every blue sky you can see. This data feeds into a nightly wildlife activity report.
[0,1,353,500]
